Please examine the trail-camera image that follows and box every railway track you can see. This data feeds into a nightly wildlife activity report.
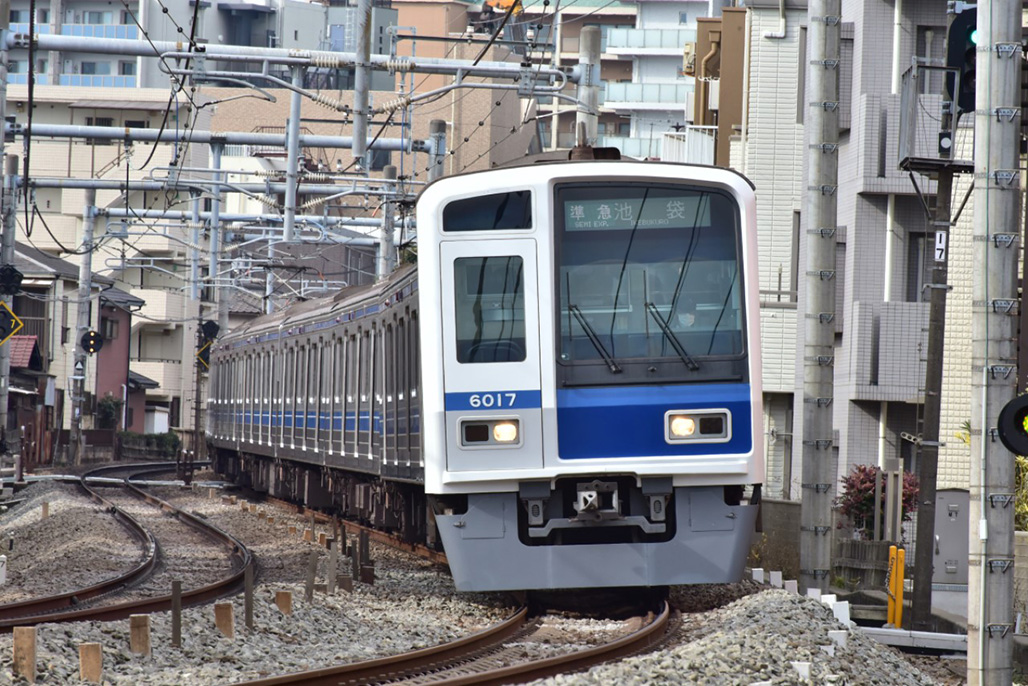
[0,463,254,629]
[236,601,672,686]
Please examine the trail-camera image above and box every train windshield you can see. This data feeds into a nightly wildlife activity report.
[555,182,746,385]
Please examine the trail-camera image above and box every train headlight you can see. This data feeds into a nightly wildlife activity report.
[493,421,519,443]
[461,418,522,447]
[669,415,696,438]
[665,410,731,444]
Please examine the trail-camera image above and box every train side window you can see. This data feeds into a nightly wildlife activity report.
[442,191,532,232]
[453,256,526,363]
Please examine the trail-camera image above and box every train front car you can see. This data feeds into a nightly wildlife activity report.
[419,159,764,592]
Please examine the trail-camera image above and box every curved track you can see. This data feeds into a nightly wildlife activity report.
[0,463,254,630]
[236,602,671,686]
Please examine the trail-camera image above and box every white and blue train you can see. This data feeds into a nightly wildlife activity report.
[206,154,764,591]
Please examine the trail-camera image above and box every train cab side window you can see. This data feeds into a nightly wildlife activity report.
[443,191,532,232]
[454,256,526,363]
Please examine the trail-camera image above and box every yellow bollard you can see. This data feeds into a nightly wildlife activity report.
[886,545,897,626]
[894,547,906,628]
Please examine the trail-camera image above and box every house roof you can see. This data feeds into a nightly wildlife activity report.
[8,335,40,369]
[101,286,145,311]
[128,370,160,390]
[14,243,114,286]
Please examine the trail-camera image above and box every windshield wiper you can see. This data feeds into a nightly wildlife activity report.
[569,305,622,373]
[645,303,700,371]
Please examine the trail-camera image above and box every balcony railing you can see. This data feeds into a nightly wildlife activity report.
[661,127,717,165]
[607,28,696,52]
[59,75,137,87]
[10,23,51,34]
[597,135,663,159]
[604,82,692,107]
[61,23,139,39]
[8,74,50,85]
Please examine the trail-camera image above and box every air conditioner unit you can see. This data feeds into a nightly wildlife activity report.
[708,80,720,111]
[684,98,694,123]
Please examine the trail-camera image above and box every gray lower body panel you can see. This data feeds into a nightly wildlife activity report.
[435,487,757,591]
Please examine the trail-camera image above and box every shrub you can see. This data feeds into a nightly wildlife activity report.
[836,464,920,540]
[96,396,123,430]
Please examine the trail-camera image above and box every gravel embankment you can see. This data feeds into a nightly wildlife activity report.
[0,479,968,685]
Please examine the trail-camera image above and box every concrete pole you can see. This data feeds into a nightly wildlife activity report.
[208,143,228,336]
[910,162,952,631]
[0,157,17,441]
[283,69,303,242]
[968,1,1021,683]
[352,0,373,172]
[69,189,96,466]
[428,120,447,182]
[0,1,11,442]
[377,165,397,280]
[574,25,600,147]
[798,0,839,595]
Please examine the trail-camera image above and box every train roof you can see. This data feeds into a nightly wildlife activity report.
[220,262,417,345]
[416,152,756,202]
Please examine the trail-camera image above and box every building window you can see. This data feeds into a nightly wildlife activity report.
[101,317,119,341]
[36,9,49,23]
[617,122,630,136]
[119,61,136,76]
[679,11,689,24]
[36,59,47,74]
[8,61,26,74]
[125,119,147,129]
[81,62,112,76]
[9,10,28,22]
[906,232,928,302]
[83,11,113,24]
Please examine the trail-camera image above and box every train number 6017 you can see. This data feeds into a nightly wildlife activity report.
[468,393,517,409]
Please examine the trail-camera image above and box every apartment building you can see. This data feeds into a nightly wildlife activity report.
[8,0,397,91]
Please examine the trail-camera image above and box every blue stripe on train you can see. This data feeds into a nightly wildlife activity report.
[556,384,753,460]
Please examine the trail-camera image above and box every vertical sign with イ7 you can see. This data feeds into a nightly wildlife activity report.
[935,231,948,262]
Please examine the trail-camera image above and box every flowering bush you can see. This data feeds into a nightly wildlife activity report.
[836,464,920,539]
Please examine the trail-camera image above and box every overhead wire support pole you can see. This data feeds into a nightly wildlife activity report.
[0,0,13,451]
[799,0,840,595]
[208,143,228,336]
[968,0,1022,683]
[574,25,600,147]
[352,0,372,172]
[283,70,303,243]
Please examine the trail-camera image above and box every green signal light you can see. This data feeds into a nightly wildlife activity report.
[969,28,979,45]
[1021,413,1028,434]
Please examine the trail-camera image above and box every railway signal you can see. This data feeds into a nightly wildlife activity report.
[945,5,977,114]
[997,395,1028,456]
[81,330,103,355]
[0,265,23,296]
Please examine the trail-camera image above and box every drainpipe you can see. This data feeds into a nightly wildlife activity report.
[763,0,786,40]
[740,9,752,175]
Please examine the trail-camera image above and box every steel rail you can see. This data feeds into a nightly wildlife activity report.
[0,463,254,630]
[234,606,530,686]
[234,602,670,685]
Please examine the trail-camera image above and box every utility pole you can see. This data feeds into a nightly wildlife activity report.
[798,0,840,595]
[575,25,600,147]
[428,120,447,182]
[69,189,96,466]
[968,0,1021,683]
[910,128,953,632]
[377,165,397,280]
[0,1,13,448]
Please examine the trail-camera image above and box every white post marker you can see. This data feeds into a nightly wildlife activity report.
[0,554,6,585]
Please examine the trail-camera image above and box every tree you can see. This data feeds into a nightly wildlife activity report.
[836,464,920,540]
[96,395,124,430]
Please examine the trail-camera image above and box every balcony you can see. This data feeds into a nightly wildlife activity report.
[60,23,139,39]
[137,289,187,323]
[661,127,716,165]
[131,360,184,397]
[607,28,696,56]
[58,75,137,87]
[597,135,663,159]
[603,82,692,111]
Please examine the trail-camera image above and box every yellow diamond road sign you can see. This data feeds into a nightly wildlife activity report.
[0,301,23,346]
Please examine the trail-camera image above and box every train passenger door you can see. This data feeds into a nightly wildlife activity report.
[440,239,543,472]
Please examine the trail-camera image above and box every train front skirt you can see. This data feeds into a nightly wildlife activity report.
[434,486,757,591]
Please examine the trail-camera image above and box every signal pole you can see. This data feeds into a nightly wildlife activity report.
[69,189,96,466]
[798,0,840,595]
